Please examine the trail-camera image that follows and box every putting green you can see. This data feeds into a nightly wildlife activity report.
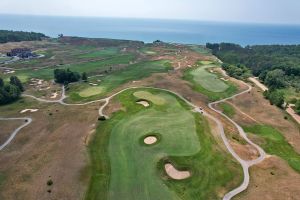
[190,65,229,93]
[78,86,105,97]
[86,89,242,200]
[133,91,166,105]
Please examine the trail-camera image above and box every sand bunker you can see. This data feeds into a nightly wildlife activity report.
[50,92,58,99]
[164,163,191,180]
[20,109,38,114]
[144,136,157,145]
[136,100,150,107]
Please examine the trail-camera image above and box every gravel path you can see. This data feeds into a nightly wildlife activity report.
[0,117,32,151]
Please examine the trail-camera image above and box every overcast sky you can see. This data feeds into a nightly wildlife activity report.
[0,0,300,24]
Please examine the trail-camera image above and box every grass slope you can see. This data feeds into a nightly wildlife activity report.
[86,89,242,200]
[183,62,237,101]
[67,60,172,102]
[244,125,300,172]
[219,102,235,118]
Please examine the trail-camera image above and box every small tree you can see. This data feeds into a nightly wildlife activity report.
[10,76,24,92]
[82,72,88,82]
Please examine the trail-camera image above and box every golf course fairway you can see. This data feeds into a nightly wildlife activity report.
[86,89,242,200]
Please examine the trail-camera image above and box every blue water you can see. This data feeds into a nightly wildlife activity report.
[1,14,300,46]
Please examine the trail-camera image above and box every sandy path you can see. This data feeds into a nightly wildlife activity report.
[0,117,32,151]
[248,77,268,92]
[286,105,300,124]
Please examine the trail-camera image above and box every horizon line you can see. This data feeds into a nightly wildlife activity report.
[1,13,300,26]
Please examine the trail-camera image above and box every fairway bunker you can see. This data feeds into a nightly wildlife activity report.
[164,163,191,180]
[136,99,150,107]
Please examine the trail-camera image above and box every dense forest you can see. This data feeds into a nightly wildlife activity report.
[0,30,47,43]
[206,43,300,108]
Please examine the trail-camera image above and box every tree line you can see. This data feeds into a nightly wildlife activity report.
[0,76,24,105]
[0,30,48,43]
[54,69,87,84]
[206,43,300,108]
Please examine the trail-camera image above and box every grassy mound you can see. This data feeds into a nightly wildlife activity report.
[86,89,242,200]
[244,125,300,172]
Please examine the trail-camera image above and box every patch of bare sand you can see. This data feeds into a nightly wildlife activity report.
[143,136,157,145]
[136,100,150,107]
[20,109,38,114]
[164,163,190,180]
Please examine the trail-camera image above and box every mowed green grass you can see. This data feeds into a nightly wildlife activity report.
[244,125,300,172]
[184,62,237,101]
[4,54,134,83]
[219,102,235,117]
[190,65,229,92]
[67,60,172,102]
[78,86,105,97]
[86,89,242,200]
[79,47,119,58]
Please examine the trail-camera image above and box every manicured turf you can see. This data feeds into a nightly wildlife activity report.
[244,125,300,172]
[133,91,166,105]
[79,48,119,58]
[219,102,235,117]
[86,89,242,200]
[190,65,229,92]
[78,86,105,97]
[5,54,135,83]
[67,60,172,102]
[183,62,237,101]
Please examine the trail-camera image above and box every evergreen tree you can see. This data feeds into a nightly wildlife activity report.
[10,76,24,92]
[82,72,88,82]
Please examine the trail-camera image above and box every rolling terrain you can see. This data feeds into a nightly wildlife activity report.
[0,37,299,200]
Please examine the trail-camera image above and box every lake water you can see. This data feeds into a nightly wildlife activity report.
[1,14,300,46]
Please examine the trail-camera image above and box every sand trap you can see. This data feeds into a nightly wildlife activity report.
[136,100,150,107]
[20,109,39,114]
[164,163,191,180]
[144,136,157,145]
[50,92,58,99]
[4,70,15,74]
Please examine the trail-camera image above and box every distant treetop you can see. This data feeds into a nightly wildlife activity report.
[0,30,48,43]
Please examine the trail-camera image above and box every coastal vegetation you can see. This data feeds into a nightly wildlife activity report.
[206,43,300,108]
[0,30,47,43]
